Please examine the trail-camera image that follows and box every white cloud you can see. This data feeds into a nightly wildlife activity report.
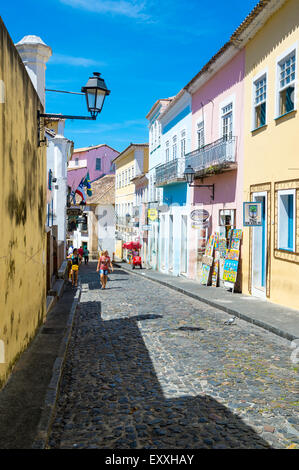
[49,53,106,67]
[70,118,147,133]
[59,0,150,20]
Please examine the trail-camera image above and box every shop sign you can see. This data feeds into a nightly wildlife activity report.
[190,209,210,228]
[67,208,82,216]
[148,208,158,221]
[243,202,262,226]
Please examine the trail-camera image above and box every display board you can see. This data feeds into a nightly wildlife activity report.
[200,234,215,285]
[223,230,242,291]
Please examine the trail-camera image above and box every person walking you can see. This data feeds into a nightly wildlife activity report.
[78,245,84,259]
[83,246,89,264]
[96,250,113,289]
[71,248,81,287]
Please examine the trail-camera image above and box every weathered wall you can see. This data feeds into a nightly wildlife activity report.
[0,18,47,387]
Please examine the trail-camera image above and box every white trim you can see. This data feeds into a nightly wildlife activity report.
[218,94,236,139]
[277,189,296,252]
[251,191,267,300]
[251,68,268,130]
[275,41,298,118]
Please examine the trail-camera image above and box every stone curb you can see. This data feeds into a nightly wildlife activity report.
[32,284,82,449]
[114,263,298,343]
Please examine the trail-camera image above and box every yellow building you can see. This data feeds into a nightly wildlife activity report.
[113,143,149,260]
[241,0,299,308]
[0,19,47,387]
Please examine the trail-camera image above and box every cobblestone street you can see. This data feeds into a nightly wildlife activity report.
[49,262,299,449]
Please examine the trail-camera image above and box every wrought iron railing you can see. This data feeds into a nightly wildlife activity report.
[155,158,185,185]
[185,136,237,174]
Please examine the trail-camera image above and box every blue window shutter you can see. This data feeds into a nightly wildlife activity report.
[96,158,101,171]
[288,194,294,250]
[260,102,266,126]
[286,86,294,113]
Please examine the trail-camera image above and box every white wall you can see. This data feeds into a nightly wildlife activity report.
[96,204,116,257]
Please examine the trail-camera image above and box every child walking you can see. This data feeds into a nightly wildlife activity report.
[71,248,81,287]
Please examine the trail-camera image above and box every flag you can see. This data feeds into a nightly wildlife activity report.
[84,171,92,196]
[74,178,87,204]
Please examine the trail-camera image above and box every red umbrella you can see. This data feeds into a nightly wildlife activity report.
[122,242,133,249]
[132,241,142,249]
[122,241,142,250]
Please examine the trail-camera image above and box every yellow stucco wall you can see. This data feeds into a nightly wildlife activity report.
[243,0,299,309]
[0,18,47,387]
[115,148,136,207]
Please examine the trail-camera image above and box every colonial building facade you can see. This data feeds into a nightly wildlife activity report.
[241,0,299,309]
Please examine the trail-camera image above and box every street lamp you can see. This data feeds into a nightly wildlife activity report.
[184,164,195,185]
[81,72,110,118]
[184,164,215,200]
[38,72,110,145]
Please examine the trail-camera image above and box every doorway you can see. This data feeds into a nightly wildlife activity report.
[180,215,188,275]
[251,192,267,299]
[169,215,173,272]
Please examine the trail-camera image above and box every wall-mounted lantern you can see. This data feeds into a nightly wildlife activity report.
[184,164,214,200]
[38,72,110,146]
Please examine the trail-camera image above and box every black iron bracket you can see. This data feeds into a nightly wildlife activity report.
[37,110,96,147]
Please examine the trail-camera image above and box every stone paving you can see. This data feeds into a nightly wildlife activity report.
[48,262,299,449]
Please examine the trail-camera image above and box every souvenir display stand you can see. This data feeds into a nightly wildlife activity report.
[199,229,243,292]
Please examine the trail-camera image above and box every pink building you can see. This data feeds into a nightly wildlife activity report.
[184,45,245,279]
[67,143,119,193]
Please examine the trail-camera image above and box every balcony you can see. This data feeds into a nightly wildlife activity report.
[155,158,185,187]
[185,136,237,177]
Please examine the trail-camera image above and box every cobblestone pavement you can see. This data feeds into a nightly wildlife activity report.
[49,263,299,449]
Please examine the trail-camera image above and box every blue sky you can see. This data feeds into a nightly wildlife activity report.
[2,0,258,152]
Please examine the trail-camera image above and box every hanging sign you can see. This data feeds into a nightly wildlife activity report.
[190,209,210,228]
[148,208,158,221]
[243,202,262,226]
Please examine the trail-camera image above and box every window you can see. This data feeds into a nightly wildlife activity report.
[121,172,124,187]
[75,158,79,166]
[128,168,131,182]
[197,121,205,149]
[172,135,177,160]
[96,158,101,171]
[278,189,296,252]
[132,165,135,178]
[165,141,170,162]
[221,103,233,140]
[181,130,186,157]
[150,126,153,147]
[278,52,296,116]
[254,75,267,128]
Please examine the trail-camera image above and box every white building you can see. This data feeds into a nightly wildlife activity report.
[45,122,73,264]
[146,98,173,269]
[153,90,192,277]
